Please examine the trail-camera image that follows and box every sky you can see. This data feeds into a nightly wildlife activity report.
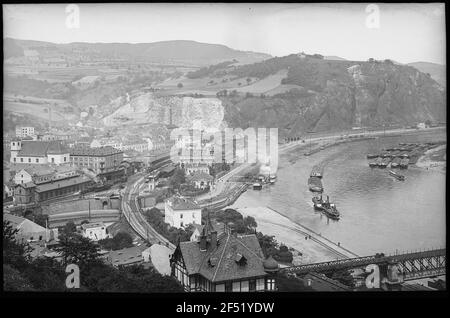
[3,3,446,64]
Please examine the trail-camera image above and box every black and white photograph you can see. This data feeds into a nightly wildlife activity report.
[2,3,446,301]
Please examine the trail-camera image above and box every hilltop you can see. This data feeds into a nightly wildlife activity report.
[4,38,271,66]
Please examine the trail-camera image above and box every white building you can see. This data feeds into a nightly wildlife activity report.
[417,122,426,129]
[15,126,35,138]
[10,140,70,165]
[81,222,109,241]
[164,196,202,229]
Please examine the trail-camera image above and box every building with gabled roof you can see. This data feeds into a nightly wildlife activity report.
[164,196,201,229]
[3,213,58,243]
[170,219,278,292]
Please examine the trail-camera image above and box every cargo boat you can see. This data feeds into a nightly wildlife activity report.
[389,170,405,181]
[310,165,324,178]
[400,158,409,169]
[367,153,379,159]
[390,157,401,168]
[379,157,391,168]
[308,176,323,192]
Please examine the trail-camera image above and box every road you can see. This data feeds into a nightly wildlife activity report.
[121,173,175,251]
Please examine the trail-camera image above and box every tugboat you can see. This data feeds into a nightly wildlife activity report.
[322,196,340,220]
[312,195,324,210]
[389,170,405,181]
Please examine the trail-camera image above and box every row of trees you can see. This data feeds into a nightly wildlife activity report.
[3,220,183,292]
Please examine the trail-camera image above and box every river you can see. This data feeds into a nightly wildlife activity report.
[232,130,446,257]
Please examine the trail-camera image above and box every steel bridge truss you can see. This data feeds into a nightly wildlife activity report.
[282,248,446,281]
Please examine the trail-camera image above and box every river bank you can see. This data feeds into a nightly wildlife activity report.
[416,144,446,173]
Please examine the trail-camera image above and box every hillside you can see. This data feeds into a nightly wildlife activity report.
[5,38,271,66]
[212,54,446,136]
[407,62,445,87]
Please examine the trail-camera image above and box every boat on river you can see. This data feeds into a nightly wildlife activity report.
[400,158,410,169]
[389,170,405,181]
[322,196,340,220]
[310,165,324,178]
[308,176,323,192]
[253,183,262,190]
[312,195,324,210]
[390,157,401,168]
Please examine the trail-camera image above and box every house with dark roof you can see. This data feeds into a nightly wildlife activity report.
[164,196,201,229]
[10,140,70,165]
[170,219,279,292]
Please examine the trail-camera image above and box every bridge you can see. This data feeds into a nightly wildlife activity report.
[282,248,446,281]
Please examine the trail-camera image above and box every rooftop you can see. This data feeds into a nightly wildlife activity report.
[81,222,106,230]
[70,146,123,157]
[34,175,92,193]
[17,140,69,157]
[177,233,268,283]
[167,196,200,210]
[187,171,214,182]
[107,246,145,267]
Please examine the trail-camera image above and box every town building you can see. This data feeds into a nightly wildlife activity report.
[190,220,224,242]
[3,213,58,243]
[170,220,278,292]
[81,222,109,241]
[13,174,94,206]
[184,163,210,175]
[15,126,35,138]
[13,165,79,185]
[187,171,214,190]
[164,196,202,229]
[10,140,70,165]
[69,145,123,173]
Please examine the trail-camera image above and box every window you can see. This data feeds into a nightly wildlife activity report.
[225,282,232,292]
[28,158,31,163]
[51,158,55,163]
[14,158,16,162]
[180,213,183,219]
[64,157,67,162]
[266,278,275,291]
[36,158,39,163]
[20,158,23,162]
[249,280,256,292]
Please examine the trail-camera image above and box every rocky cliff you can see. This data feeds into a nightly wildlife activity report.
[102,92,225,131]
[221,55,446,136]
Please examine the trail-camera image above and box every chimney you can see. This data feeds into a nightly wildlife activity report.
[210,230,217,250]
[199,229,207,251]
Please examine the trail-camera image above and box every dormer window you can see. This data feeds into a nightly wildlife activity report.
[208,257,218,267]
[235,253,247,266]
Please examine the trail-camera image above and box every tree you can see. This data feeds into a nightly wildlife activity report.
[61,221,77,236]
[169,168,186,190]
[246,78,251,84]
[55,232,101,271]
